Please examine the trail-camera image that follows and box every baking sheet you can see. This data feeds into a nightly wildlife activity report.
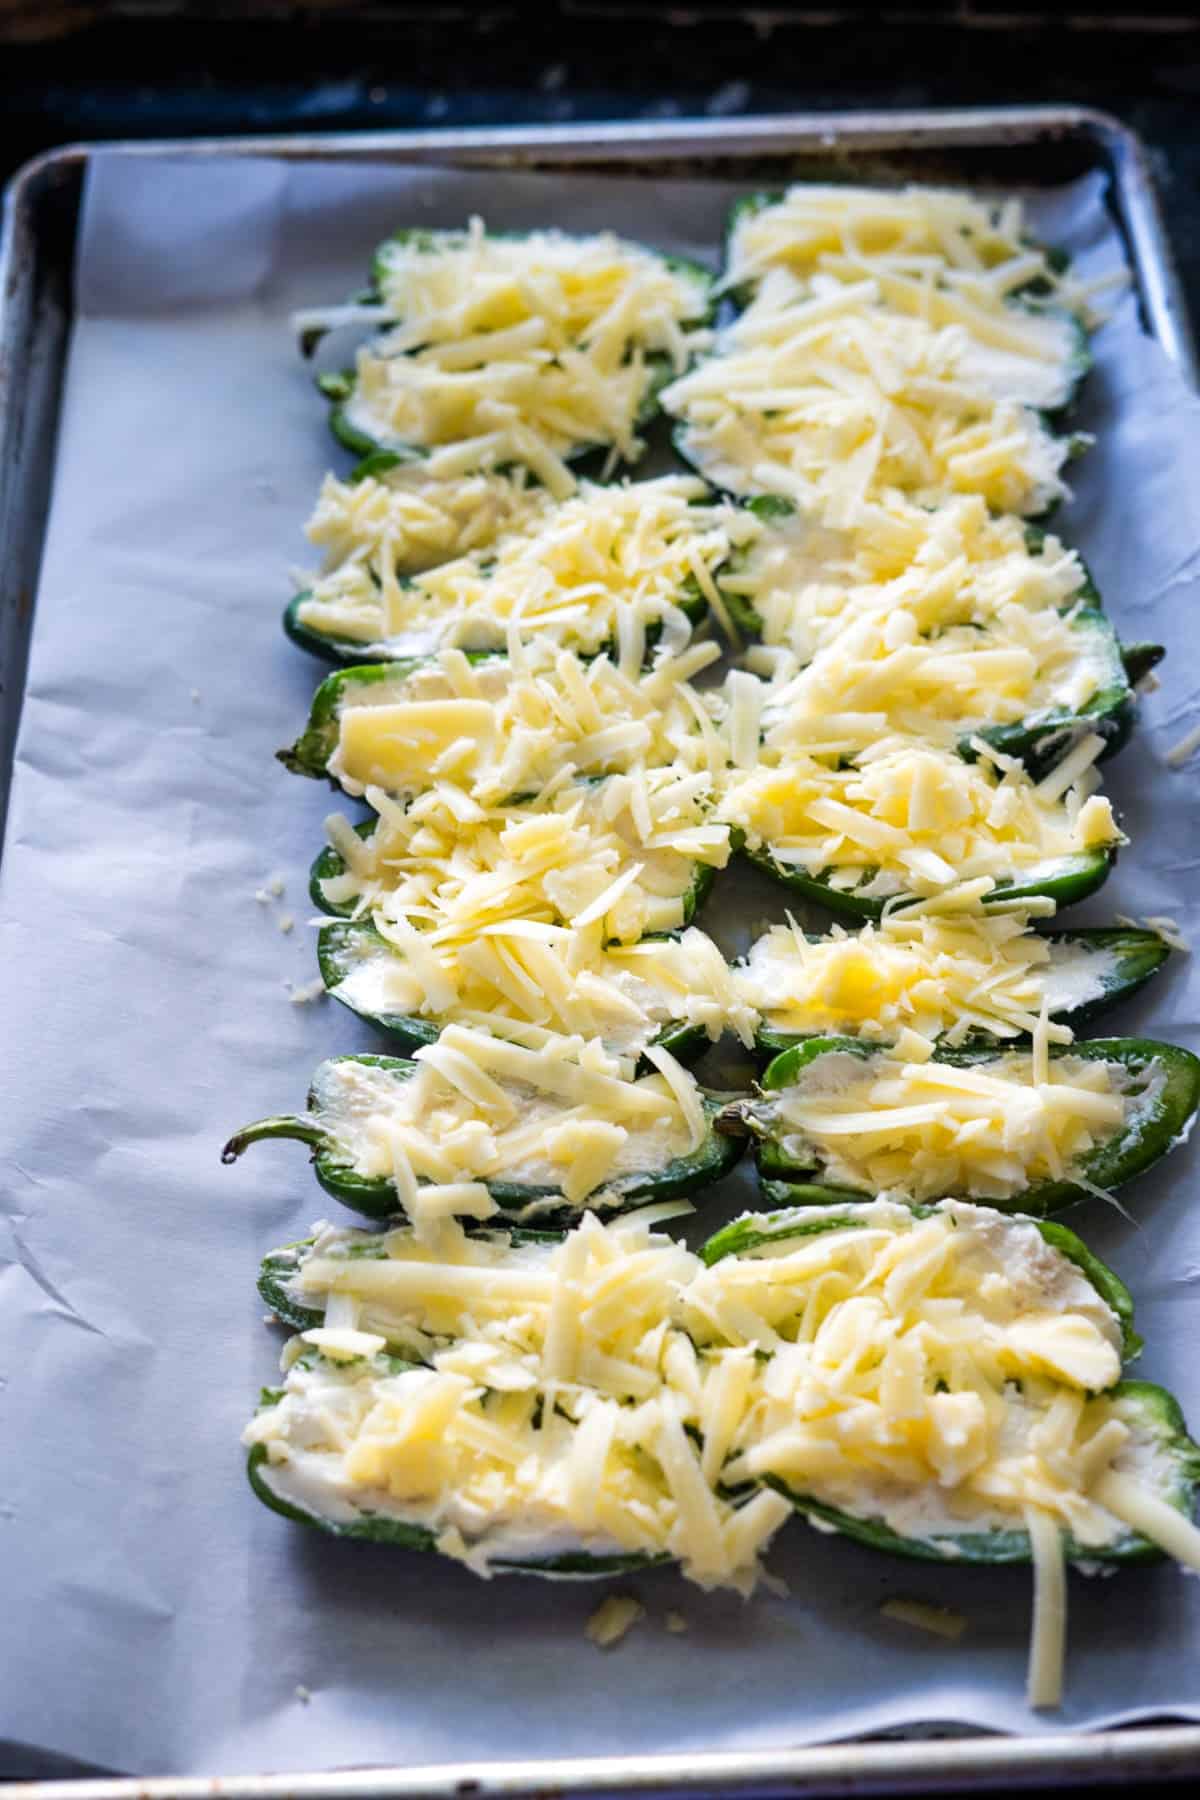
[4,152,1200,1778]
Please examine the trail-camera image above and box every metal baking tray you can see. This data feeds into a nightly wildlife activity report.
[1,105,1196,1799]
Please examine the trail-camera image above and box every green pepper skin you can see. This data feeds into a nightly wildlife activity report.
[751,924,1172,1061]
[740,842,1117,925]
[316,915,712,1071]
[713,494,796,642]
[730,1034,1200,1216]
[309,816,718,925]
[222,1052,744,1224]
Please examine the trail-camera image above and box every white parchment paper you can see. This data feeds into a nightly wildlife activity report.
[4,152,1200,1778]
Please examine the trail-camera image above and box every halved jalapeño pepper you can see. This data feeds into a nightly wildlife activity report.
[716,498,1159,777]
[244,1209,720,1576]
[719,189,1091,417]
[222,1051,744,1224]
[959,610,1162,778]
[317,356,683,469]
[279,639,716,798]
[700,1202,1197,1568]
[246,1202,1200,1599]
[750,1379,1200,1568]
[284,563,712,669]
[284,469,719,669]
[748,924,1172,1062]
[316,916,714,1070]
[721,1035,1200,1216]
[308,226,714,468]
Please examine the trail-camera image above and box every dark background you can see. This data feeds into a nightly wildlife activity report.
[3,1,1200,1791]
[4,0,1200,325]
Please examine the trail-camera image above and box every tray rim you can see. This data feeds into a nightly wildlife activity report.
[3,103,1195,382]
[1,103,1198,1798]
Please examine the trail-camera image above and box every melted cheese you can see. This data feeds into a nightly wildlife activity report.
[342,221,711,472]
[739,911,1117,1047]
[246,1201,1192,1616]
[760,1045,1144,1202]
[297,475,744,658]
[720,732,1119,903]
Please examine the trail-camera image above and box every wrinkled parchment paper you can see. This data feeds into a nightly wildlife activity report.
[4,153,1200,1778]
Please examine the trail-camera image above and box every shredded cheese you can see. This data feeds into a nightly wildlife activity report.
[663,270,1072,522]
[757,1042,1143,1205]
[343,221,712,472]
[325,639,726,807]
[719,731,1120,905]
[879,1599,967,1641]
[737,908,1116,1047]
[586,1595,645,1648]
[298,475,743,658]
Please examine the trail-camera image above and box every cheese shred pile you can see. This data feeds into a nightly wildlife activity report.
[339,220,713,483]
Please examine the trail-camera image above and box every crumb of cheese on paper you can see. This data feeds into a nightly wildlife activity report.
[586,1595,645,1649]
[880,1599,967,1641]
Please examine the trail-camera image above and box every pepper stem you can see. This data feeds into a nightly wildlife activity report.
[714,1101,754,1140]
[221,1116,330,1165]
[275,741,325,779]
[1122,642,1166,687]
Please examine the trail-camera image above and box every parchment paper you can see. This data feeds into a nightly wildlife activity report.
[4,153,1200,1778]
